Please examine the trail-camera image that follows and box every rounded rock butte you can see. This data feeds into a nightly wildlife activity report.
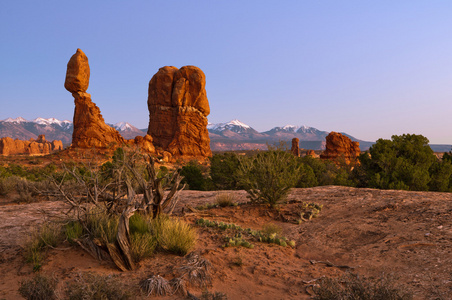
[320,131,360,163]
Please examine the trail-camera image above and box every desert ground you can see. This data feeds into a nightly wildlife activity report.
[0,185,451,299]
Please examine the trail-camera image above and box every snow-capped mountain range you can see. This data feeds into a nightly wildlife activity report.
[0,117,145,144]
[2,117,448,152]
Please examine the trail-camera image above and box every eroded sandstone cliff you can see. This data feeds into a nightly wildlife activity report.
[147,66,211,158]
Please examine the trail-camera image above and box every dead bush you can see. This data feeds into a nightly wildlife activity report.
[18,274,57,300]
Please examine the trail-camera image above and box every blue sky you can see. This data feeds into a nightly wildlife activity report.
[1,1,452,143]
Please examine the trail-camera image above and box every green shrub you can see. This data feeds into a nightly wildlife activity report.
[355,134,440,191]
[180,160,213,191]
[152,215,197,256]
[210,153,241,190]
[65,273,132,300]
[18,274,57,300]
[313,273,412,300]
[300,156,354,187]
[429,160,452,192]
[237,150,302,206]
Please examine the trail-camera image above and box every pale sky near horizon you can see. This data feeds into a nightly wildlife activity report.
[1,1,452,143]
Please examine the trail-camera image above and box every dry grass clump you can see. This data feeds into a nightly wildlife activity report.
[312,273,412,300]
[23,222,64,271]
[129,213,157,262]
[152,215,197,256]
[260,223,282,237]
[18,274,58,300]
[140,275,172,296]
[201,290,229,300]
[15,178,39,203]
[215,192,236,207]
[169,277,188,296]
[64,221,84,244]
[179,252,212,287]
[0,177,14,196]
[84,208,119,244]
[65,272,132,300]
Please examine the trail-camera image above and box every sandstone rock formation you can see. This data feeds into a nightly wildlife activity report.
[147,66,211,158]
[320,132,360,163]
[291,138,300,157]
[65,49,126,149]
[305,149,317,158]
[65,49,90,93]
[0,135,63,155]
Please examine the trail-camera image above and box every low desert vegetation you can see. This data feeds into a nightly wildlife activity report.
[215,192,236,207]
[195,218,295,248]
[201,290,229,300]
[182,134,452,196]
[18,273,58,300]
[312,273,412,300]
[152,215,197,256]
[355,134,452,192]
[65,273,132,300]
[23,222,64,272]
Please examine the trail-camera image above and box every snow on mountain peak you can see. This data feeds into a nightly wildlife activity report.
[228,119,251,129]
[282,125,299,131]
[2,117,28,123]
[207,119,251,131]
[113,122,135,131]
[31,117,72,127]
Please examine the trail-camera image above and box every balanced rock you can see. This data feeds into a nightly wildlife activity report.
[291,138,300,157]
[320,132,360,163]
[65,49,90,93]
[65,49,125,149]
[147,66,211,158]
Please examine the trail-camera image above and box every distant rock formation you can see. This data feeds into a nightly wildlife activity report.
[320,132,360,163]
[291,138,300,157]
[0,135,63,155]
[65,49,127,149]
[305,149,317,158]
[147,66,211,158]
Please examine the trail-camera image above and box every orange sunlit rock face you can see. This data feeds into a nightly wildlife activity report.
[64,49,126,149]
[320,131,360,163]
[147,65,211,158]
[0,135,63,155]
[64,48,90,93]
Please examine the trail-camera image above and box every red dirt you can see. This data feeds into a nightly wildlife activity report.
[0,186,451,299]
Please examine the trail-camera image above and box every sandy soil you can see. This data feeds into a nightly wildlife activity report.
[0,186,451,299]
